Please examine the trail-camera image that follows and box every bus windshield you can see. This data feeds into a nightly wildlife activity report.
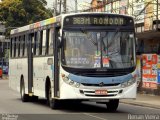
[62,30,135,69]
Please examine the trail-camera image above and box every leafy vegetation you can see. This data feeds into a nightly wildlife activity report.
[0,0,52,28]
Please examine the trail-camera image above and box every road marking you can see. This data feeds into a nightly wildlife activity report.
[83,113,108,120]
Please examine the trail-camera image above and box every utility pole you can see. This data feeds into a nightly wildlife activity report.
[54,0,57,11]
[59,0,62,14]
[54,0,57,15]
[63,0,67,13]
[156,0,158,30]
[52,0,57,16]
[75,0,77,12]
[103,0,106,12]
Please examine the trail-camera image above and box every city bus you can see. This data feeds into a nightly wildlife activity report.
[9,13,137,111]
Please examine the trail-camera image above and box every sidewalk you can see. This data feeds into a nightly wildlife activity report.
[120,93,160,109]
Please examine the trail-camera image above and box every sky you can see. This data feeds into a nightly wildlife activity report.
[46,0,92,11]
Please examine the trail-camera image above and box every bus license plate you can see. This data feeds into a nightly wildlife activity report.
[95,90,107,95]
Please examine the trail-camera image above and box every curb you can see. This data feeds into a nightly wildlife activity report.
[120,100,160,109]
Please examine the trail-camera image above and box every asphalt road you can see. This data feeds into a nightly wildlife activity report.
[0,80,160,120]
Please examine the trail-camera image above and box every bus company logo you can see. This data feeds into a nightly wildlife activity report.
[99,82,104,87]
[2,114,18,120]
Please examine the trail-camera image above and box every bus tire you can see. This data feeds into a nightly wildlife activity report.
[48,86,59,109]
[31,96,38,102]
[106,99,119,112]
[20,80,29,102]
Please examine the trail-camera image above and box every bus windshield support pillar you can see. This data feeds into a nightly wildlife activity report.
[53,26,60,98]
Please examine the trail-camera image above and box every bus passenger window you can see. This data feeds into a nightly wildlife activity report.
[22,35,25,57]
[24,35,28,57]
[36,31,40,56]
[18,36,21,57]
[39,31,43,55]
[28,34,34,56]
[20,36,23,57]
[49,28,54,55]
[14,38,16,57]
[10,38,13,58]
[42,30,47,55]
[45,29,50,55]
[34,32,37,55]
[13,38,16,58]
[16,37,19,57]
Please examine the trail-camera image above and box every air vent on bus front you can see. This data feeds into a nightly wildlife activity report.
[81,83,120,87]
[78,71,130,77]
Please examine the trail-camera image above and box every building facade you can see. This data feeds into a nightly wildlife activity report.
[91,0,105,12]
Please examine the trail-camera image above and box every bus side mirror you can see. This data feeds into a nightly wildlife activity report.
[136,37,138,47]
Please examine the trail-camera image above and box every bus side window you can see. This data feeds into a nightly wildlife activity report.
[18,36,21,57]
[30,33,35,55]
[16,37,19,57]
[24,35,28,57]
[42,29,47,55]
[39,31,43,55]
[36,31,40,56]
[10,38,13,58]
[22,35,25,57]
[45,29,50,55]
[13,38,15,58]
[20,36,23,57]
[49,28,54,55]
[33,32,37,56]
[14,37,16,57]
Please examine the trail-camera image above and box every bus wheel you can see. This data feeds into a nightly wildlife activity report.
[106,99,119,112]
[20,81,29,102]
[31,96,38,102]
[48,87,59,109]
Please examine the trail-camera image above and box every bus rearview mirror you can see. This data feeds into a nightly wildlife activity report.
[129,34,134,38]
[136,37,138,47]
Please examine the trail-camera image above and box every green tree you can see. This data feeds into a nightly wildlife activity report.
[22,0,52,24]
[0,0,52,29]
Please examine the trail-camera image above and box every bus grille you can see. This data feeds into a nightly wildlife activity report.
[78,71,131,77]
[81,83,120,87]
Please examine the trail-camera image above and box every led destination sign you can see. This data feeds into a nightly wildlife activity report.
[73,17,124,25]
[64,15,133,27]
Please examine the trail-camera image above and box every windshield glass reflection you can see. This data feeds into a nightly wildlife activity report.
[62,30,135,69]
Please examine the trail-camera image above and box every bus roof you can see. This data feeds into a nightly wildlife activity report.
[10,15,61,35]
[10,12,133,35]
[63,12,134,18]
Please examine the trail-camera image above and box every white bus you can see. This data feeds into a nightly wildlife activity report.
[9,13,137,111]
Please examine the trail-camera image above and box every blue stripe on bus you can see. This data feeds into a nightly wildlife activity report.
[68,73,132,84]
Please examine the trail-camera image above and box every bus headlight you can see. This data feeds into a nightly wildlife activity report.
[69,80,74,85]
[121,78,136,88]
[62,74,81,88]
[74,83,80,88]
[64,77,69,82]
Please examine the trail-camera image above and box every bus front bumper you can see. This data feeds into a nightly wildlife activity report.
[59,82,137,100]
